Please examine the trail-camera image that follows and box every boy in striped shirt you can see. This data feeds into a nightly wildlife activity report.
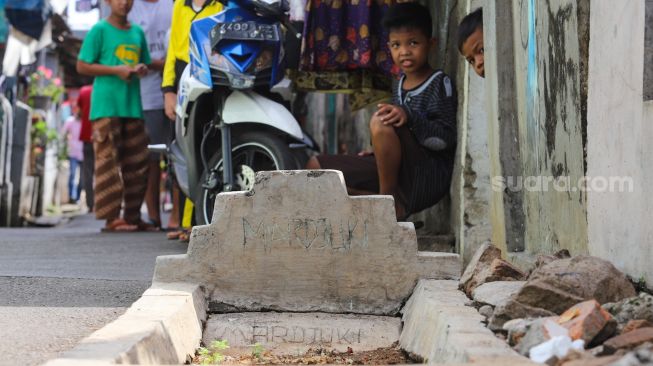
[307,2,457,220]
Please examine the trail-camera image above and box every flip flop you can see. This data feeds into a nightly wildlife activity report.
[101,218,138,233]
[133,220,161,232]
[166,230,183,240]
[163,226,180,232]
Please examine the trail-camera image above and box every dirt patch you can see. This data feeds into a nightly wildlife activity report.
[191,343,415,365]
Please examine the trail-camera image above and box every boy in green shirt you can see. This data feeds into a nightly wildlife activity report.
[77,0,153,232]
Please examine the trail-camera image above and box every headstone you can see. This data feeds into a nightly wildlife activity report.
[153,170,461,315]
[203,312,401,355]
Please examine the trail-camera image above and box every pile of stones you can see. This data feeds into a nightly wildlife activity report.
[461,243,653,365]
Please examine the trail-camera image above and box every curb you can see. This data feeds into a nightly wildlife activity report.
[42,283,205,366]
[399,279,535,365]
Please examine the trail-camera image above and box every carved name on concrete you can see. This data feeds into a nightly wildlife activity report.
[153,170,461,315]
[242,216,368,252]
[203,313,401,355]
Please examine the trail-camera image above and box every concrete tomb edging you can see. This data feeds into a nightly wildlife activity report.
[153,170,461,316]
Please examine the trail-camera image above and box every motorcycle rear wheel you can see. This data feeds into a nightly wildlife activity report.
[195,131,298,225]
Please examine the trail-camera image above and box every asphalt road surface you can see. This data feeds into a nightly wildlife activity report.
[0,214,187,366]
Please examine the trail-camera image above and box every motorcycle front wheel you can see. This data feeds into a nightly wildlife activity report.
[194,131,298,225]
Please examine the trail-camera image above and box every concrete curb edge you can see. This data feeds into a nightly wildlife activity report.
[42,282,206,366]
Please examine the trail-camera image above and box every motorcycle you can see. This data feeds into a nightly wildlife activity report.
[168,0,315,225]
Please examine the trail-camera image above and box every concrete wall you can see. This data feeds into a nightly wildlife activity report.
[644,0,653,101]
[515,0,589,257]
[587,0,653,285]
[454,0,493,264]
[484,0,589,264]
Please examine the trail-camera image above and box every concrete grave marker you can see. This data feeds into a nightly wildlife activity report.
[204,312,401,355]
[153,170,461,315]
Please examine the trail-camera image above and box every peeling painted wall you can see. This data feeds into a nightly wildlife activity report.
[587,0,653,285]
[484,0,589,264]
[513,0,588,256]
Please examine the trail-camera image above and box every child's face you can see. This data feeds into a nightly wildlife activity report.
[461,27,484,78]
[387,27,434,76]
[105,0,133,17]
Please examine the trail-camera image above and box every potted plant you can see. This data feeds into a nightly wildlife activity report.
[29,113,58,176]
[27,66,64,109]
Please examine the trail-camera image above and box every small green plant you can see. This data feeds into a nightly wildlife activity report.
[198,339,229,365]
[629,275,650,294]
[27,65,64,106]
[251,342,265,360]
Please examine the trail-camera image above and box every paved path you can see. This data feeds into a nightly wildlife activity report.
[0,214,187,366]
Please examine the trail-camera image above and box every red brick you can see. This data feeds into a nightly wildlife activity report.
[558,299,615,345]
[603,327,653,354]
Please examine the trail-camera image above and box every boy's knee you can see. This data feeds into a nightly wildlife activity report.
[369,117,393,137]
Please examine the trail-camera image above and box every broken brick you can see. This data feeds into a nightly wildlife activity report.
[558,299,616,346]
[603,327,653,354]
[489,258,528,281]
[459,242,502,295]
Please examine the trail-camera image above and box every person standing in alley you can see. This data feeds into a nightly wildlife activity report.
[77,84,94,212]
[162,0,223,240]
[77,0,153,232]
[62,110,84,204]
[128,0,173,230]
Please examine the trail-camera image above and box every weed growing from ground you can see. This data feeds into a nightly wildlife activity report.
[251,343,265,361]
[198,339,229,365]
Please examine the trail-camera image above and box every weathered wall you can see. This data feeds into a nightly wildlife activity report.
[586,0,653,285]
[514,0,589,258]
[460,67,492,263]
[483,0,516,256]
[455,0,492,264]
[485,0,589,263]
[644,0,653,101]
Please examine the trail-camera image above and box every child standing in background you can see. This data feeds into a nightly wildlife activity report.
[62,112,84,204]
[77,0,152,232]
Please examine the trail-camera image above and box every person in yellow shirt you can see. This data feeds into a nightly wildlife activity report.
[162,0,223,120]
[162,0,223,240]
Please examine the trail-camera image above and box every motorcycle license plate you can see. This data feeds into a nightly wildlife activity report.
[211,22,280,44]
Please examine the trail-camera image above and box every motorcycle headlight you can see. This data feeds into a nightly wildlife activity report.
[205,42,278,89]
[207,45,275,74]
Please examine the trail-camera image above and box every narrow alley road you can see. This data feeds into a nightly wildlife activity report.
[0,214,187,366]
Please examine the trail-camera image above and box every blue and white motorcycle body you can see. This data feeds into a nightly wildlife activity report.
[169,0,314,224]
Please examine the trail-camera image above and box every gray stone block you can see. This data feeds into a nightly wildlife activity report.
[153,170,461,315]
[203,312,401,356]
[399,280,524,363]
